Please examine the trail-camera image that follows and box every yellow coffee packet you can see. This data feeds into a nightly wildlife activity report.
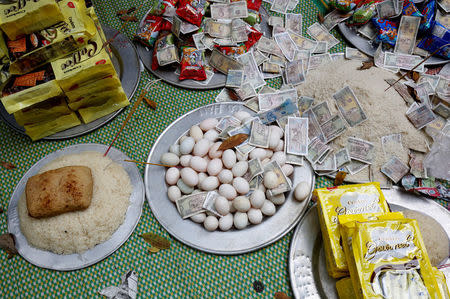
[68,88,122,110]
[336,277,355,299]
[0,0,64,40]
[314,182,390,278]
[434,267,450,299]
[350,219,441,299]
[13,97,71,126]
[24,111,80,141]
[65,75,121,103]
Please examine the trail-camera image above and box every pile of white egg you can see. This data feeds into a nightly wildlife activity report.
[162,110,311,232]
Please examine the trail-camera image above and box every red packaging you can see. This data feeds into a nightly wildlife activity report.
[230,0,261,12]
[214,45,247,56]
[134,16,164,48]
[176,0,208,26]
[244,25,263,49]
[179,47,206,81]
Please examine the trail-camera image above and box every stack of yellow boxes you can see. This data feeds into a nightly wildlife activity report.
[0,0,129,140]
[314,183,449,299]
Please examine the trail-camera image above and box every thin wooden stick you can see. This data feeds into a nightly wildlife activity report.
[104,79,161,156]
[385,43,450,91]
[124,159,176,168]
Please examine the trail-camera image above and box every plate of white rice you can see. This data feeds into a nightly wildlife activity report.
[7,144,145,271]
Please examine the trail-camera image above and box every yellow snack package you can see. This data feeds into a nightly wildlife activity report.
[434,267,450,299]
[24,111,80,141]
[68,88,121,110]
[350,219,441,299]
[314,182,390,278]
[7,0,96,74]
[65,75,121,103]
[77,88,129,124]
[1,65,63,114]
[0,0,64,40]
[336,277,356,299]
[339,212,405,297]
[13,97,71,126]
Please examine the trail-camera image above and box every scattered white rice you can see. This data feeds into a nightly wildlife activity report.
[18,151,132,255]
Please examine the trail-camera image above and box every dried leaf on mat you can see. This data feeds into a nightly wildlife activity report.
[1,161,15,169]
[148,247,160,254]
[218,134,249,151]
[140,233,170,250]
[144,97,157,110]
[274,291,292,299]
[119,15,138,22]
[334,171,347,186]
[0,233,18,259]
[358,61,374,70]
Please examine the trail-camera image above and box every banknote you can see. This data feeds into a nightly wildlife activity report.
[381,156,410,183]
[215,115,241,132]
[268,16,284,27]
[322,9,351,31]
[249,119,271,148]
[259,85,277,94]
[433,103,450,119]
[408,149,427,178]
[211,1,248,19]
[384,52,425,72]
[201,35,216,50]
[346,137,376,164]
[286,117,308,156]
[244,96,259,112]
[264,160,292,196]
[202,191,222,217]
[374,44,399,72]
[302,108,325,142]
[176,192,208,219]
[312,41,328,54]
[335,148,351,168]
[231,25,248,43]
[234,82,257,100]
[206,19,231,38]
[285,13,302,35]
[228,120,255,154]
[293,50,310,71]
[243,158,264,181]
[254,50,269,66]
[345,47,369,61]
[276,110,300,130]
[288,31,318,52]
[306,22,339,48]
[395,15,421,54]
[436,77,450,98]
[357,22,377,40]
[258,88,298,111]
[262,62,281,74]
[298,96,314,113]
[156,45,178,66]
[249,175,262,190]
[308,53,332,70]
[274,32,297,61]
[384,79,415,104]
[273,24,287,36]
[226,69,244,88]
[437,8,450,29]
[311,101,332,125]
[418,74,440,90]
[285,154,303,166]
[215,88,238,102]
[424,116,447,139]
[180,20,199,34]
[257,99,299,124]
[256,36,284,57]
[270,0,290,14]
[209,49,243,74]
[331,53,345,61]
[414,82,433,106]
[213,37,237,46]
[406,104,437,129]
[237,52,266,89]
[376,0,400,19]
[320,114,347,143]
[269,54,286,66]
[346,160,369,175]
[306,137,331,164]
[332,85,368,127]
[171,15,182,38]
[195,70,215,86]
[284,59,305,86]
[193,33,207,50]
[314,154,336,173]
[381,133,403,158]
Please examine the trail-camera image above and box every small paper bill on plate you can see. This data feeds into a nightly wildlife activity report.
[320,114,347,143]
[345,47,370,61]
[202,191,222,217]
[176,192,208,219]
[226,69,244,88]
[381,133,403,158]
[284,59,305,86]
[381,155,410,183]
[306,22,340,49]
[302,108,325,142]
[286,117,308,156]
[264,160,292,196]
[244,96,259,112]
[286,154,304,166]
[335,147,351,169]
[395,15,421,55]
[406,103,437,129]
[383,52,425,72]
[322,9,352,31]
[332,85,368,127]
[311,101,332,125]
[285,13,302,35]
[243,158,264,181]
[346,159,369,175]
[307,53,332,70]
[306,137,331,164]
[237,51,266,89]
[346,137,376,164]
[288,30,318,52]
[408,149,427,178]
[249,119,271,148]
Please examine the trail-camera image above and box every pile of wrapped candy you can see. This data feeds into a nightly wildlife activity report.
[330,0,449,59]
[0,0,129,141]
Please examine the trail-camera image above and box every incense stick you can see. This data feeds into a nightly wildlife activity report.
[124,159,175,168]
[385,43,450,92]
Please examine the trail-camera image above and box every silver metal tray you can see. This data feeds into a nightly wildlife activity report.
[289,187,450,299]
[135,8,271,90]
[144,102,315,255]
[338,23,447,66]
[0,25,141,140]
[7,144,145,271]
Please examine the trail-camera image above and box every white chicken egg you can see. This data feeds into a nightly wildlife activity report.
[169,144,180,156]
[222,149,236,169]
[250,189,265,208]
[189,125,203,141]
[265,149,274,159]
[233,196,251,212]
[219,184,237,200]
[229,200,236,213]
[208,142,223,159]
[180,137,195,155]
[261,200,276,216]
[233,177,250,194]
[207,158,223,176]
[214,196,230,216]
[191,212,206,223]
[167,186,181,202]
[193,139,210,157]
[160,153,179,166]
[218,169,233,184]
[268,133,280,149]
[219,214,233,231]
[233,212,248,230]
[274,139,284,152]
[232,161,248,177]
[198,172,207,185]
[249,148,266,160]
[263,171,279,189]
[204,216,219,231]
[200,176,219,191]
[177,179,194,194]
[236,151,248,161]
[180,155,192,167]
[204,129,219,142]
[180,167,198,187]
[165,167,180,185]
[271,152,286,166]
[294,181,310,202]
[247,208,263,224]
[269,125,283,139]
[200,118,219,131]
[190,156,208,172]
[281,164,294,177]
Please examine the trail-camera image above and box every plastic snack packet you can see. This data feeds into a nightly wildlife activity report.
[372,17,399,46]
[179,46,207,81]
[176,0,209,26]
[13,97,71,126]
[417,22,450,60]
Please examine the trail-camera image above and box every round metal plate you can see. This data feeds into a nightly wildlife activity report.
[7,144,145,271]
[337,23,447,66]
[289,187,450,299]
[0,25,141,140]
[135,8,271,90]
[144,102,315,255]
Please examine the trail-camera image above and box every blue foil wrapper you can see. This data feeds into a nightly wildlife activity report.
[372,17,398,47]
[419,0,436,33]
[417,22,450,59]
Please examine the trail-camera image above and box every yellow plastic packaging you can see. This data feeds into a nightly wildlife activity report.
[24,112,80,141]
[77,88,129,124]
[68,88,121,110]
[314,182,390,278]
[8,0,96,74]
[350,219,441,299]
[336,277,356,299]
[339,212,405,297]
[434,268,450,299]
[0,0,64,40]
[13,97,71,126]
[65,75,121,103]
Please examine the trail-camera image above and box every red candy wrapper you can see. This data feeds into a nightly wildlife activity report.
[134,16,164,47]
[179,47,207,81]
[214,45,247,56]
[244,25,263,49]
[176,0,208,26]
[230,0,261,12]
[149,0,178,17]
